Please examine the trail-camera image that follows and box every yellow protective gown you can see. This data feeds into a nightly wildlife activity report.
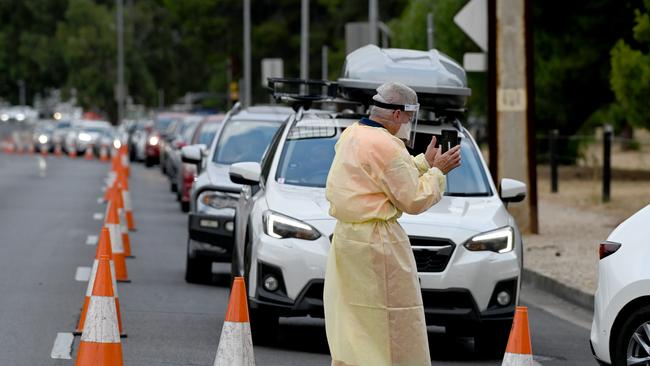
[324,121,446,366]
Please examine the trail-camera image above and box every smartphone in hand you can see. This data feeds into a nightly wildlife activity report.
[439,129,459,154]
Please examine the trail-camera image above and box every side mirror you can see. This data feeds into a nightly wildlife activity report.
[229,162,261,186]
[181,144,204,165]
[500,178,527,203]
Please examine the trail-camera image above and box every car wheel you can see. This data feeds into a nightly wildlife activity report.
[180,200,189,212]
[612,305,650,366]
[473,321,512,358]
[249,307,279,345]
[145,156,154,167]
[170,181,177,193]
[185,241,212,284]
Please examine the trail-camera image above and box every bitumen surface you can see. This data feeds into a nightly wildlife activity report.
[0,152,597,365]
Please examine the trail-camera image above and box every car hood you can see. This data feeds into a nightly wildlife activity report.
[265,182,510,237]
[205,162,242,192]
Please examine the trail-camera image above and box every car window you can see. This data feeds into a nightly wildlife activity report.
[275,125,338,188]
[154,117,175,132]
[212,120,281,165]
[261,122,287,182]
[196,123,220,145]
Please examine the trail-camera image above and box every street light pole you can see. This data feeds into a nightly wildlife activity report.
[116,0,125,125]
[369,0,378,45]
[427,12,435,50]
[243,0,251,107]
[300,0,309,80]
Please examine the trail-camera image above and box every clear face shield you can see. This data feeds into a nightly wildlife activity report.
[372,97,420,149]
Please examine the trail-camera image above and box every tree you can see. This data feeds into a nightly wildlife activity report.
[610,0,650,130]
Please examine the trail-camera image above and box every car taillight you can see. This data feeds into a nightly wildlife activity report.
[599,241,621,260]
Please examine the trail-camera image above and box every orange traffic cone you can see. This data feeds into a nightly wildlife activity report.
[100,144,109,162]
[84,145,94,160]
[54,143,63,157]
[3,140,15,154]
[119,145,130,177]
[74,255,124,366]
[113,183,133,258]
[213,277,255,366]
[501,306,533,366]
[75,227,126,337]
[117,171,136,231]
[69,146,77,158]
[106,200,130,282]
[16,143,24,154]
[40,146,48,157]
[28,143,34,155]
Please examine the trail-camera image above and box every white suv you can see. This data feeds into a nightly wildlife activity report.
[229,109,527,350]
[590,205,650,366]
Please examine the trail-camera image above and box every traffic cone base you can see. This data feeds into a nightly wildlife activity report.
[501,306,533,366]
[75,342,123,365]
[213,277,255,366]
[214,322,255,366]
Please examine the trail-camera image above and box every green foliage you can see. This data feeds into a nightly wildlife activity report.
[610,0,650,129]
[389,0,487,118]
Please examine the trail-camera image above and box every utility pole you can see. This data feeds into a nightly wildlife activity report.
[116,0,125,125]
[243,0,252,107]
[17,80,26,105]
[427,12,435,50]
[322,46,329,80]
[488,0,538,233]
[369,0,378,45]
[300,0,309,80]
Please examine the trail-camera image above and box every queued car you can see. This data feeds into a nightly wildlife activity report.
[228,109,527,349]
[176,114,225,212]
[32,120,56,153]
[145,112,185,167]
[164,115,204,192]
[128,119,152,162]
[180,104,293,283]
[64,120,113,155]
[51,120,73,149]
[590,205,650,366]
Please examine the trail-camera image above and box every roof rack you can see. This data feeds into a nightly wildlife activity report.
[267,78,338,111]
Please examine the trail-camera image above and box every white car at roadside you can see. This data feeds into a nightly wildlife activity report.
[229,109,528,352]
[591,205,650,366]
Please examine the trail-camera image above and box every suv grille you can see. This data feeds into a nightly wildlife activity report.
[410,237,455,273]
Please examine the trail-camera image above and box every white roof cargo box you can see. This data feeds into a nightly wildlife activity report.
[338,45,471,111]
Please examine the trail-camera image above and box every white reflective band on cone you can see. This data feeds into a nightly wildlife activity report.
[118,209,128,232]
[81,296,120,343]
[121,154,128,167]
[107,224,125,253]
[122,191,132,211]
[502,352,534,366]
[213,322,255,366]
[110,262,119,298]
[85,261,99,297]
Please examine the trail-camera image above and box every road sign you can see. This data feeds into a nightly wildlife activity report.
[261,59,284,87]
[454,0,488,52]
[463,52,487,72]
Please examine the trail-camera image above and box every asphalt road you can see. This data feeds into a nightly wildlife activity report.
[0,152,597,366]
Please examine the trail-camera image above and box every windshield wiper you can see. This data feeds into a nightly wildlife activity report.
[445,192,491,197]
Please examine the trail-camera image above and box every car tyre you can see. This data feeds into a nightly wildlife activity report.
[145,156,154,167]
[185,242,212,284]
[180,200,189,212]
[249,307,279,345]
[473,321,512,358]
[612,305,650,366]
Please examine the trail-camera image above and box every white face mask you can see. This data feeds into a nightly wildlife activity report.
[395,121,411,140]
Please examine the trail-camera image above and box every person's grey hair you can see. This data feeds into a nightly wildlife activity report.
[369,82,417,119]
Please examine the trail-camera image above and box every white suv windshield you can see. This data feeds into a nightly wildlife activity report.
[213,120,281,165]
[276,123,492,195]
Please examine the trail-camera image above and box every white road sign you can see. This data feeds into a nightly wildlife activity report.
[453,0,488,52]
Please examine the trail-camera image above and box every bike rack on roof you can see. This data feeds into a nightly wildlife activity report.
[267,78,339,112]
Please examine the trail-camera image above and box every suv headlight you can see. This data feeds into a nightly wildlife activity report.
[263,210,321,241]
[198,191,238,210]
[464,226,514,253]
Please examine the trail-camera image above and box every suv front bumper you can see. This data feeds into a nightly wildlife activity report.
[188,212,235,261]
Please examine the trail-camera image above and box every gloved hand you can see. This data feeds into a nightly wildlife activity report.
[425,135,461,174]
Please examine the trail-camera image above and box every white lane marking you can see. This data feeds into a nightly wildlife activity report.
[93,212,104,221]
[75,267,92,282]
[50,332,74,359]
[97,197,104,204]
[86,235,98,246]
